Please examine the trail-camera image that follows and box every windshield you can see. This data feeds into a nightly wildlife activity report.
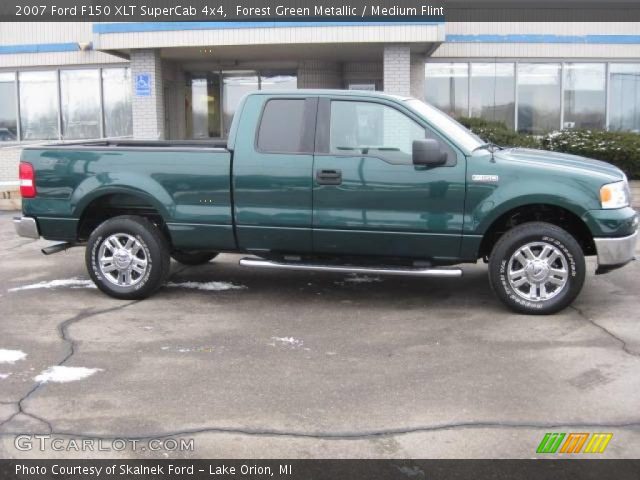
[405,99,484,152]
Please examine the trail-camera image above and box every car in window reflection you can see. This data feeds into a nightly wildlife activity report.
[0,128,17,141]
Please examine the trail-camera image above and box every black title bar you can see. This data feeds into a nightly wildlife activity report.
[2,0,640,22]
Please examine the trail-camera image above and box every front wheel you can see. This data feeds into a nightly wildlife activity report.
[488,222,585,315]
[86,215,171,300]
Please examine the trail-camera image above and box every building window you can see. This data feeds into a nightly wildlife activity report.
[609,64,640,133]
[60,69,101,139]
[563,63,606,130]
[260,72,297,91]
[103,68,132,138]
[517,63,562,134]
[19,71,59,141]
[425,63,469,118]
[0,73,17,142]
[222,72,259,138]
[470,63,515,129]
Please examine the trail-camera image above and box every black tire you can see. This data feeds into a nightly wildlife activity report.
[488,221,585,315]
[85,215,171,300]
[171,251,218,266]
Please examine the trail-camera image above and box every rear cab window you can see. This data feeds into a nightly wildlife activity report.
[256,98,315,154]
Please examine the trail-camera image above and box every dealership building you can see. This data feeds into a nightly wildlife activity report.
[1,20,640,185]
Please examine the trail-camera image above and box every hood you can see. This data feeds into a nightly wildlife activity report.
[493,148,625,182]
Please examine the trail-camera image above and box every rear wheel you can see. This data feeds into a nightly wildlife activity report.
[171,251,218,266]
[488,222,585,315]
[86,215,170,300]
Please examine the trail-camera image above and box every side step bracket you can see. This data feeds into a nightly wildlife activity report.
[239,257,462,278]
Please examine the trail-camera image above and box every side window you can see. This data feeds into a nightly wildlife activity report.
[257,99,306,153]
[329,100,426,164]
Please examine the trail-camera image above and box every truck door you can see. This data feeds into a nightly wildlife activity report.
[312,97,466,262]
[232,95,318,253]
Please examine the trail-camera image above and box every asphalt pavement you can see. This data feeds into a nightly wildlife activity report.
[0,211,638,459]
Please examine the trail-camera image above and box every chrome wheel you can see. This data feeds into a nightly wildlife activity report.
[507,241,569,302]
[98,233,148,287]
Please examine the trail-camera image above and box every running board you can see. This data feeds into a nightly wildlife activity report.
[239,257,462,278]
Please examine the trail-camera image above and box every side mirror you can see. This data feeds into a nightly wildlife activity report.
[412,139,447,166]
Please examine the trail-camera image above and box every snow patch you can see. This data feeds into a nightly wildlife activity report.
[166,281,245,291]
[271,336,305,349]
[8,278,96,292]
[34,366,102,384]
[336,274,383,285]
[0,349,27,364]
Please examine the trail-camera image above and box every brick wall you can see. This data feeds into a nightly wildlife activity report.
[130,49,165,140]
[0,146,21,183]
[298,61,342,89]
[383,44,411,96]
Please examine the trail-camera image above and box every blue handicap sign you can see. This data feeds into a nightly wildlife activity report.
[135,73,152,97]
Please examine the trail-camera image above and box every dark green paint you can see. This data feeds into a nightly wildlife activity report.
[21,90,634,262]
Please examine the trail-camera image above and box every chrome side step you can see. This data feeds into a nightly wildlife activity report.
[239,257,462,278]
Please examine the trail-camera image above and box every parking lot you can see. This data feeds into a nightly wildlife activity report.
[0,210,638,459]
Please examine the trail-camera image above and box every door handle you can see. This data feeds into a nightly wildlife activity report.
[316,169,342,185]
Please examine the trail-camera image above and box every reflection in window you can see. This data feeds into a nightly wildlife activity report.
[330,101,424,164]
[103,68,132,138]
[609,64,640,133]
[19,71,59,140]
[517,63,561,134]
[563,63,606,130]
[470,63,515,129]
[188,74,220,139]
[425,63,468,118]
[260,72,297,91]
[0,73,17,141]
[61,69,101,139]
[222,73,259,137]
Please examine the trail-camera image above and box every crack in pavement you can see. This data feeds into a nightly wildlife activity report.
[570,305,640,358]
[0,302,138,433]
[1,419,640,442]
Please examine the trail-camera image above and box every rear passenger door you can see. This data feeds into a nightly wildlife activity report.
[232,95,318,254]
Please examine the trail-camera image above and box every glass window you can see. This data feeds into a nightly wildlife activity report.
[425,63,469,118]
[102,68,132,138]
[257,99,306,153]
[563,63,606,130]
[188,74,220,139]
[517,63,561,134]
[19,71,59,140]
[0,73,17,142]
[260,72,297,91]
[609,64,640,133]
[60,69,101,139]
[470,63,515,129]
[222,72,259,137]
[330,101,425,165]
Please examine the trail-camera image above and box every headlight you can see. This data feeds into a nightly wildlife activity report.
[600,179,630,209]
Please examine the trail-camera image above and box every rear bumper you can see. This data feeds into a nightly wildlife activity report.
[13,216,39,239]
[594,229,638,274]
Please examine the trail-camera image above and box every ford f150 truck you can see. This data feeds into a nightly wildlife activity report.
[14,90,638,314]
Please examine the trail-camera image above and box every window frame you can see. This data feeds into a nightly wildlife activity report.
[254,96,318,155]
[315,96,458,167]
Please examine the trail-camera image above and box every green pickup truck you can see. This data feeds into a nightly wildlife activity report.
[14,90,638,314]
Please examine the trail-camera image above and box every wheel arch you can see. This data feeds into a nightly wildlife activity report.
[478,203,596,259]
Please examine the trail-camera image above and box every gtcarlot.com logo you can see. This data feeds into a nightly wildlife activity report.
[536,432,612,454]
[15,435,194,452]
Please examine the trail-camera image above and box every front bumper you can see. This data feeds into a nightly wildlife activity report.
[594,229,638,274]
[13,216,39,239]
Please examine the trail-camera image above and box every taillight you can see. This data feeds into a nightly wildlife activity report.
[19,162,36,198]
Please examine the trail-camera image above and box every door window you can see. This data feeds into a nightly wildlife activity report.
[257,99,307,153]
[329,100,426,164]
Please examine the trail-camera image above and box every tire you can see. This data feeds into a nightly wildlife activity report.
[171,251,218,266]
[85,215,171,300]
[488,221,585,315]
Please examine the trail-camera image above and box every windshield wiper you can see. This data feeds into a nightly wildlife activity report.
[472,142,503,153]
